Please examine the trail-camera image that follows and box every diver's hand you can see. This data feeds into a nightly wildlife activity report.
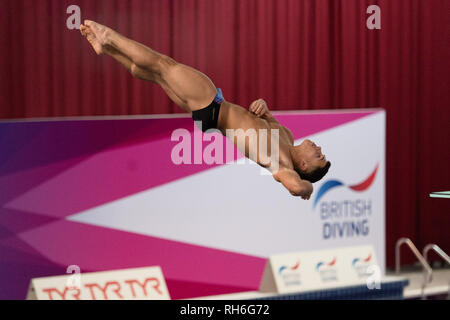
[273,168,314,199]
[299,180,313,200]
[249,99,269,117]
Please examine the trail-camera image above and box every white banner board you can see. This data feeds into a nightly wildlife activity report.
[260,245,380,294]
[26,266,170,300]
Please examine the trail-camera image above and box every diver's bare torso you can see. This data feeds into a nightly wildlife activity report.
[217,100,295,172]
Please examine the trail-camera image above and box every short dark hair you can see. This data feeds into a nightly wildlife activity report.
[297,161,331,183]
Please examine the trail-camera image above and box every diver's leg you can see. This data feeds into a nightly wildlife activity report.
[80,24,189,111]
[84,20,217,111]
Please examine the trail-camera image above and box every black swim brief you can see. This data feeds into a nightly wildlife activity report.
[192,88,224,132]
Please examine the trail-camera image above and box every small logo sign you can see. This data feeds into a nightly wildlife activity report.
[316,257,338,282]
[278,261,301,287]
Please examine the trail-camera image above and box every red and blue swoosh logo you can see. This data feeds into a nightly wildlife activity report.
[352,253,372,266]
[278,261,300,274]
[313,164,379,209]
[316,257,337,271]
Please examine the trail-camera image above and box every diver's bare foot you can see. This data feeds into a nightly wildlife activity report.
[84,20,113,47]
[80,24,104,55]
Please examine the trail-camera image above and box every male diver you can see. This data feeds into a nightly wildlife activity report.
[80,20,330,200]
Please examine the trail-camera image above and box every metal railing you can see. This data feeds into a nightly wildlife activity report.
[423,243,450,299]
[395,237,433,299]
[423,244,450,266]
